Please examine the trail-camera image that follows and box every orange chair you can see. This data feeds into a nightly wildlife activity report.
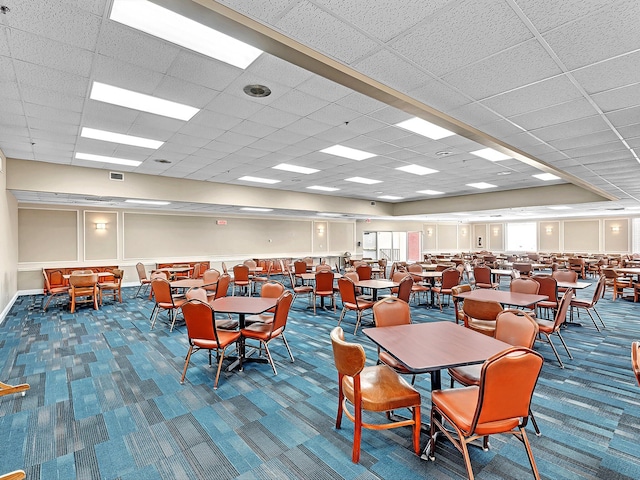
[396,275,414,303]
[532,275,558,318]
[185,286,238,329]
[568,257,586,279]
[448,309,541,435]
[570,275,606,331]
[232,264,251,296]
[240,291,295,375]
[510,278,540,295]
[69,273,99,313]
[287,270,313,307]
[202,268,221,299]
[42,269,70,311]
[372,297,415,383]
[99,269,123,305]
[451,284,472,324]
[0,471,26,480]
[534,288,574,368]
[462,298,503,337]
[431,267,459,310]
[245,280,285,325]
[337,277,375,335]
[180,299,241,389]
[552,269,578,295]
[632,341,640,387]
[134,262,152,298]
[330,326,421,463]
[356,264,372,281]
[427,347,544,479]
[150,277,187,332]
[313,270,336,314]
[473,265,499,289]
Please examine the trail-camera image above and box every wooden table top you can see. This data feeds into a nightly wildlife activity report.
[156,266,192,273]
[616,268,640,275]
[491,269,513,275]
[454,289,548,307]
[556,281,592,289]
[300,272,342,281]
[170,279,204,289]
[210,296,277,315]
[355,279,399,289]
[363,322,511,373]
[63,271,113,279]
[412,271,443,278]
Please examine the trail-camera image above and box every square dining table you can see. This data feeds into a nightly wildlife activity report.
[453,289,547,308]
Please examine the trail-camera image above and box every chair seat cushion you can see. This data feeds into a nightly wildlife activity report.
[534,317,554,333]
[467,319,496,335]
[570,299,592,308]
[245,313,273,325]
[475,282,499,289]
[379,351,411,373]
[241,324,284,341]
[537,300,558,309]
[342,365,420,412]
[192,330,240,349]
[432,386,520,436]
[448,364,481,386]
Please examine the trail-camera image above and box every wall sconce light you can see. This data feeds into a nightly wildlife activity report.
[545,226,553,235]
[427,228,433,237]
[316,225,325,236]
[95,223,106,230]
[611,225,620,234]
[461,228,467,236]
[492,228,499,236]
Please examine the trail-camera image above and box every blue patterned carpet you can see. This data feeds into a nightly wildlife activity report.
[1,277,639,479]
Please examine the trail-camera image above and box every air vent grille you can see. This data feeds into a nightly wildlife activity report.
[110,172,124,181]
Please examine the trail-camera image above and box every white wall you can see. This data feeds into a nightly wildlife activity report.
[0,149,18,317]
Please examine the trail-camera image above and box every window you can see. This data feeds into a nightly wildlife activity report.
[506,222,536,252]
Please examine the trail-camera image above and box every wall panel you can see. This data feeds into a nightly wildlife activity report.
[437,224,457,251]
[84,211,117,261]
[563,220,599,252]
[328,222,354,253]
[19,208,78,262]
[539,221,560,252]
[604,219,629,252]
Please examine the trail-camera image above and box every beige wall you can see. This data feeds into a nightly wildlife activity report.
[539,221,560,252]
[0,149,18,317]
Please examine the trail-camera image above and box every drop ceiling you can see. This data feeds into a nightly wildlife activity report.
[2,0,640,221]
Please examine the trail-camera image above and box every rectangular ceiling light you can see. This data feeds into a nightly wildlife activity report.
[395,117,455,140]
[548,205,572,210]
[110,0,262,69]
[345,177,382,185]
[320,145,376,161]
[76,152,141,167]
[307,185,339,192]
[470,148,512,161]
[378,195,404,200]
[318,212,342,216]
[467,182,497,189]
[272,163,319,174]
[241,207,273,212]
[238,176,280,184]
[533,173,561,181]
[125,199,170,205]
[81,127,163,149]
[90,82,199,121]
[396,164,439,176]
[417,189,444,195]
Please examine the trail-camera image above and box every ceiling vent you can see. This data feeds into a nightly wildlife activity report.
[110,172,124,181]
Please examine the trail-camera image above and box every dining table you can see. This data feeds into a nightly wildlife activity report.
[453,289,548,308]
[363,321,511,458]
[355,279,399,301]
[410,271,442,306]
[210,296,278,370]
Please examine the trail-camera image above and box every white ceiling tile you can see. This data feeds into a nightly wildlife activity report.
[82,101,140,132]
[297,74,351,103]
[354,49,430,92]
[592,83,640,113]
[335,92,386,115]
[508,98,598,130]
[132,113,188,135]
[230,119,278,139]
[13,60,88,97]
[205,92,265,119]
[547,129,620,150]
[90,55,164,95]
[217,0,297,24]
[153,77,219,110]
[606,105,640,128]
[389,0,533,76]
[20,84,85,113]
[571,50,640,94]
[247,54,313,88]
[190,110,243,131]
[542,0,640,70]
[481,75,583,117]
[530,115,611,142]
[26,118,78,135]
[306,103,359,126]
[446,103,502,128]
[166,50,241,91]
[282,117,333,137]
[276,2,378,64]
[24,103,82,124]
[515,0,617,33]
[269,88,327,116]
[618,123,640,139]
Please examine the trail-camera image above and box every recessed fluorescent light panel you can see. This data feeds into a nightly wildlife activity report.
[417,189,444,195]
[533,173,561,181]
[241,207,273,212]
[395,117,455,140]
[75,152,141,167]
[81,127,163,149]
[396,164,438,176]
[90,82,199,121]
[345,177,382,185]
[238,176,281,184]
[548,205,572,210]
[307,186,339,192]
[125,199,170,205]
[470,148,512,161]
[272,163,319,174]
[467,182,497,189]
[110,0,262,69]
[320,145,376,161]
[378,195,404,200]
[318,212,341,217]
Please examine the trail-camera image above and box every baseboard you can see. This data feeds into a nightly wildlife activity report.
[0,291,20,326]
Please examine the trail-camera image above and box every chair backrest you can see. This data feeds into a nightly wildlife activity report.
[451,284,472,296]
[42,270,53,292]
[303,257,314,266]
[181,299,219,344]
[632,341,640,387]
[512,262,532,275]
[192,263,202,279]
[338,277,358,304]
[233,264,250,282]
[294,260,307,274]
[553,270,578,283]
[243,259,257,269]
[407,263,422,273]
[221,262,229,274]
[261,280,286,299]
[151,278,173,303]
[344,271,359,283]
[590,275,606,304]
[373,297,411,327]
[495,310,538,348]
[441,268,460,289]
[532,275,558,303]
[356,264,372,280]
[110,269,124,283]
[392,271,409,283]
[315,270,334,292]
[69,273,98,288]
[462,298,503,321]
[552,288,574,330]
[471,347,544,431]
[72,269,93,275]
[330,326,366,377]
[510,278,540,295]
[270,291,294,335]
[602,267,619,280]
[185,286,208,303]
[202,269,221,290]
[214,274,231,299]
[473,265,491,284]
[150,270,167,280]
[396,275,413,303]
[136,262,148,281]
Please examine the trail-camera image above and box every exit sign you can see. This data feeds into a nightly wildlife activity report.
[216,220,227,225]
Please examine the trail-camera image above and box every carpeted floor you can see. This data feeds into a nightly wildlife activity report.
[1,276,639,479]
